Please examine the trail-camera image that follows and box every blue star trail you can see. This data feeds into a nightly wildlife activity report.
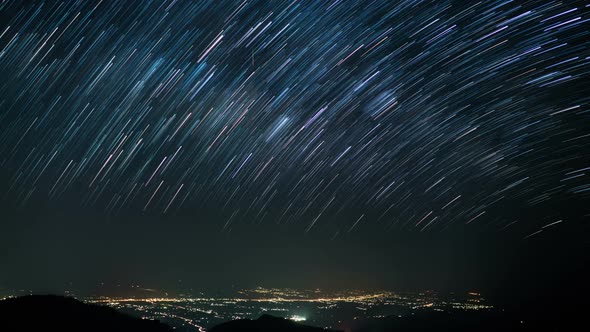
[0,0,589,239]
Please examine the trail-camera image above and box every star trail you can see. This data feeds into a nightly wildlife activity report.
[1,0,589,241]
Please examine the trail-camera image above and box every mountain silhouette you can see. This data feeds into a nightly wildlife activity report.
[0,295,172,332]
[209,314,342,332]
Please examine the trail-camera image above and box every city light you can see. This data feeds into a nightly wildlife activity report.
[289,315,307,322]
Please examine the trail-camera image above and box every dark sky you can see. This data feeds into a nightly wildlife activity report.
[0,0,589,303]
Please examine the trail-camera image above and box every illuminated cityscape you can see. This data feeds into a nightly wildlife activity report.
[79,287,492,331]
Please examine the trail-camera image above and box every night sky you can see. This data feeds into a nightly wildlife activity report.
[1,0,589,302]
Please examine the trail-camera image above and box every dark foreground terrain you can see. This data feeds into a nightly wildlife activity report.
[345,310,578,332]
[210,314,342,332]
[0,295,173,332]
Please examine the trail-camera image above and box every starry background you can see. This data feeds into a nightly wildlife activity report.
[0,0,589,302]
